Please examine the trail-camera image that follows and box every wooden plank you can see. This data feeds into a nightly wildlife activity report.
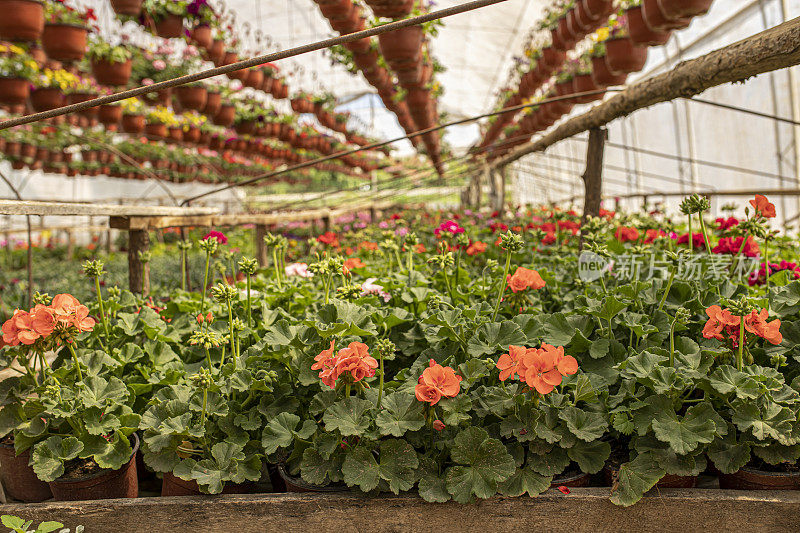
[128,230,150,295]
[491,16,800,168]
[582,128,607,221]
[0,200,218,217]
[0,225,108,236]
[0,489,798,533]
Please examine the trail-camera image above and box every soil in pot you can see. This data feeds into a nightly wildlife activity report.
[41,24,88,62]
[161,472,256,496]
[0,437,53,502]
[278,464,347,493]
[627,7,672,46]
[604,37,648,75]
[48,434,139,501]
[91,58,133,86]
[718,459,800,490]
[0,0,44,42]
[110,0,142,16]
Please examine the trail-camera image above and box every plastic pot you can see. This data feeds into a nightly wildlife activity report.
[0,78,31,105]
[98,104,122,127]
[591,55,628,87]
[213,104,236,127]
[121,113,145,134]
[154,14,184,39]
[234,120,256,135]
[48,434,139,501]
[657,0,714,19]
[145,122,167,139]
[604,36,648,75]
[91,58,133,86]
[719,466,800,490]
[552,470,591,488]
[175,85,208,111]
[572,74,604,103]
[378,25,423,67]
[603,465,697,488]
[41,24,88,62]
[0,0,44,41]
[191,24,213,49]
[541,47,567,70]
[0,441,53,502]
[278,464,347,493]
[203,91,222,116]
[642,0,691,31]
[167,126,183,142]
[30,87,66,111]
[110,0,143,16]
[207,39,226,65]
[245,69,264,89]
[582,0,614,19]
[627,7,672,46]
[160,472,255,496]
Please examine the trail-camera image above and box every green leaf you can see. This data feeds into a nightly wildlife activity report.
[498,464,552,497]
[94,432,133,470]
[342,446,380,492]
[417,456,450,503]
[80,375,128,408]
[300,447,339,486]
[439,394,472,426]
[527,446,570,475]
[378,439,419,494]
[261,413,317,454]
[375,391,426,437]
[651,403,717,455]
[568,440,611,474]
[323,397,373,437]
[753,443,800,465]
[466,321,526,357]
[731,400,795,444]
[709,365,760,399]
[445,427,516,503]
[610,452,665,507]
[558,406,608,442]
[707,434,751,474]
[31,436,84,482]
[542,313,576,346]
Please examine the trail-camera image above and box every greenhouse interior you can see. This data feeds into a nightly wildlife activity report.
[0,0,799,531]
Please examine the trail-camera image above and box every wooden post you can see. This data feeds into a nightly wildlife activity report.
[129,229,150,295]
[106,227,112,254]
[255,224,267,267]
[322,214,331,233]
[490,167,506,213]
[65,229,74,260]
[369,205,377,222]
[582,127,608,222]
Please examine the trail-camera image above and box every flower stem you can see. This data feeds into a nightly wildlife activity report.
[200,387,208,428]
[764,238,770,312]
[200,250,211,315]
[687,215,693,254]
[246,273,252,329]
[736,319,745,371]
[94,276,109,350]
[492,250,512,321]
[180,248,187,291]
[376,350,385,410]
[226,300,234,368]
[272,249,282,290]
[697,214,713,255]
[658,268,676,311]
[68,343,83,381]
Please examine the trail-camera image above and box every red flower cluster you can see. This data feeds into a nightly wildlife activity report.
[750,194,776,219]
[712,236,760,257]
[748,260,800,286]
[414,359,461,405]
[317,231,339,248]
[496,344,578,395]
[614,226,639,243]
[1,294,95,347]
[311,341,378,389]
[434,220,466,237]
[703,305,782,346]
[465,241,487,256]
[715,217,740,231]
[203,230,228,245]
[675,232,706,249]
[507,267,546,293]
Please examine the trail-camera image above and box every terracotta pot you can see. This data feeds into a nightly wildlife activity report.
[627,7,672,46]
[642,0,691,30]
[0,78,31,105]
[657,0,714,19]
[183,126,200,143]
[278,464,346,493]
[552,470,591,488]
[0,0,44,41]
[91,58,133,86]
[366,0,414,18]
[207,39,226,65]
[235,120,256,135]
[541,47,566,70]
[572,74,604,103]
[66,92,98,119]
[175,85,207,111]
[556,17,577,49]
[98,104,122,126]
[154,14,184,39]
[319,0,352,19]
[603,465,697,488]
[110,0,142,16]
[582,0,614,19]
[0,442,53,502]
[378,25,423,67]
[167,126,183,142]
[719,466,800,490]
[245,69,264,89]
[343,37,372,55]
[145,122,167,139]
[213,104,236,127]
[191,24,212,49]
[591,55,628,87]
[41,24,88,62]
[29,87,64,111]
[49,434,139,501]
[552,80,576,115]
[160,471,255,496]
[604,36,648,75]
[203,91,221,116]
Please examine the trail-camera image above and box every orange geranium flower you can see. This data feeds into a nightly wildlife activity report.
[497,343,578,395]
[750,194,776,219]
[497,345,527,381]
[466,241,487,256]
[507,267,546,293]
[702,305,740,341]
[343,257,365,275]
[744,309,783,345]
[415,359,462,405]
[414,243,427,254]
[30,305,56,337]
[311,341,378,389]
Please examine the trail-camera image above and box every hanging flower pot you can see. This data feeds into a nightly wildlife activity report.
[657,0,714,20]
[98,104,122,127]
[627,7,672,46]
[319,0,353,19]
[582,0,614,19]
[245,68,264,89]
[121,113,145,134]
[213,104,236,127]
[203,91,221,116]
[207,39,226,65]
[378,25,423,67]
[91,58,133,86]
[556,17,577,50]
[604,36,648,75]
[154,14,184,39]
[574,0,601,31]
[719,466,800,490]
[550,27,567,52]
[145,122,167,139]
[397,62,423,88]
[175,85,208,111]
[42,23,88,62]
[110,0,143,16]
[591,55,628,87]
[48,435,139,501]
[190,24,213,49]
[541,47,567,70]
[0,442,52,502]
[67,92,98,118]
[572,74,604,104]
[234,120,256,135]
[30,87,64,111]
[0,0,44,41]
[343,37,372,55]
[0,78,31,105]
[183,126,201,143]
[642,0,691,31]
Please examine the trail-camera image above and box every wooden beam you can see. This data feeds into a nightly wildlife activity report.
[128,230,150,295]
[582,128,608,221]
[0,200,218,217]
[491,16,800,168]
[0,490,798,533]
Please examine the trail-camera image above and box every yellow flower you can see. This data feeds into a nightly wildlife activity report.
[9,45,24,55]
[595,27,610,42]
